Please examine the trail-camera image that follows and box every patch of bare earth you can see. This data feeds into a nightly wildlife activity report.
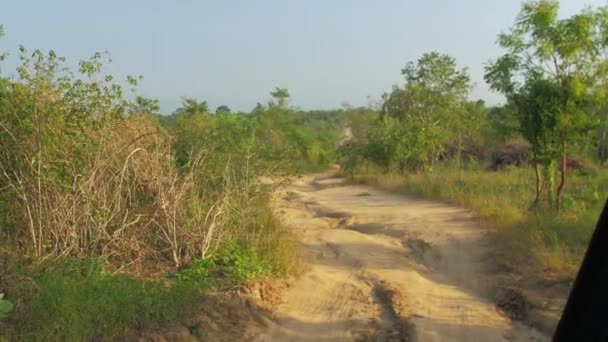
[249,173,551,341]
[135,280,288,342]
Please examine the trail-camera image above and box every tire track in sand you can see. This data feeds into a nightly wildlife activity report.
[252,174,548,342]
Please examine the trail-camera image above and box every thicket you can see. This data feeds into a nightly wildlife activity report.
[0,31,342,338]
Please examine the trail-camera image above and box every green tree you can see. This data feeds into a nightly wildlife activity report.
[378,52,471,171]
[175,97,209,117]
[173,98,210,166]
[270,87,290,108]
[132,96,160,115]
[215,105,231,115]
[487,104,519,142]
[485,0,607,209]
[0,24,6,63]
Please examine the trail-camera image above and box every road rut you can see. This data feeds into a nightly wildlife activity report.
[253,174,548,341]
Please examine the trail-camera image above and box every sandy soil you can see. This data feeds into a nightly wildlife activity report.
[251,174,550,342]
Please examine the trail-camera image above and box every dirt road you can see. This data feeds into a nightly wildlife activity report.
[252,174,548,341]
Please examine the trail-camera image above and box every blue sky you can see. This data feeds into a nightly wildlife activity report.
[1,0,605,113]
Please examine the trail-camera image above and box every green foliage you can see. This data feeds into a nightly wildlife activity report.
[270,87,290,108]
[0,24,6,62]
[514,78,563,163]
[401,51,470,102]
[215,105,231,115]
[176,257,218,284]
[0,48,149,256]
[133,96,160,115]
[337,142,368,176]
[169,90,343,174]
[365,117,396,171]
[0,48,304,339]
[9,259,202,341]
[360,51,479,172]
[363,116,444,172]
[220,244,278,283]
[345,107,376,142]
[176,204,297,285]
[485,0,608,208]
[176,246,281,286]
[487,104,519,142]
[0,293,14,327]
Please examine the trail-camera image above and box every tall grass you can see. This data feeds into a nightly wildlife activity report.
[348,164,607,279]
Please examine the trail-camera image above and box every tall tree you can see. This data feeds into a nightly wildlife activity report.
[0,24,6,62]
[379,52,472,170]
[485,0,607,210]
[173,98,210,166]
[175,97,209,117]
[215,105,231,115]
[132,96,160,115]
[270,87,290,108]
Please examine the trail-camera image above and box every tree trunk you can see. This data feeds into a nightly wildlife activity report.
[599,130,607,166]
[556,142,567,212]
[533,154,542,206]
[457,134,463,169]
[544,161,556,209]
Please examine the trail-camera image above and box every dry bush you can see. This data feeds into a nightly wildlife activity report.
[0,113,240,273]
[0,50,294,278]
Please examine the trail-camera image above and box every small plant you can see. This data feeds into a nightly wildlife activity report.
[220,244,277,283]
[176,256,218,285]
[0,293,14,325]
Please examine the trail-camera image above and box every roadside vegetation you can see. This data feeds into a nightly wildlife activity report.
[0,27,347,339]
[2,0,608,338]
[339,1,608,280]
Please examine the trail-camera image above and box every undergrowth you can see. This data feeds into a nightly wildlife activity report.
[0,46,306,340]
[4,228,296,341]
[8,259,200,340]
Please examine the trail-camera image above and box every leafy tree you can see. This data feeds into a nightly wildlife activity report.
[487,103,519,142]
[365,118,396,172]
[0,293,13,327]
[345,107,376,143]
[0,47,148,256]
[270,87,290,108]
[132,96,160,115]
[463,100,491,145]
[401,52,470,105]
[215,105,231,115]
[175,97,209,117]
[377,52,472,171]
[173,98,211,166]
[0,24,6,63]
[485,0,607,209]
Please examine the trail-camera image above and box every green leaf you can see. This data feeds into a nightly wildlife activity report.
[0,300,13,313]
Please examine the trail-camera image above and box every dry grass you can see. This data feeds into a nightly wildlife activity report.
[0,113,292,275]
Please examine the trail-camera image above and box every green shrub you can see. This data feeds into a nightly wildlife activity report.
[0,293,14,327]
[220,244,278,283]
[176,257,219,285]
[177,243,288,287]
[9,259,202,341]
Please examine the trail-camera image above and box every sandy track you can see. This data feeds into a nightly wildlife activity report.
[252,174,548,342]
